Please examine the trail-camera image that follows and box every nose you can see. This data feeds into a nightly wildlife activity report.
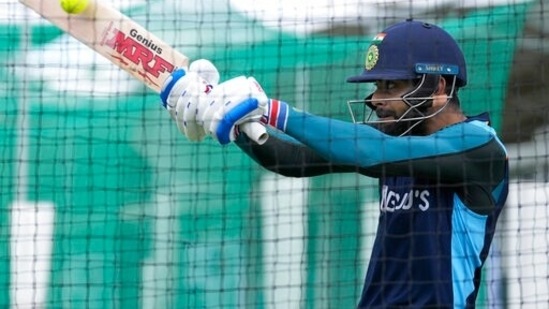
[370,93,384,108]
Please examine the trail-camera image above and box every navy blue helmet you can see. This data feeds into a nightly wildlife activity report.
[347,19,467,87]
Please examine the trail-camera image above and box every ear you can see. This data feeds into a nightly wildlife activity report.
[432,77,449,107]
[435,77,447,95]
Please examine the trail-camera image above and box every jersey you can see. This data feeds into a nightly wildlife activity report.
[236,108,509,308]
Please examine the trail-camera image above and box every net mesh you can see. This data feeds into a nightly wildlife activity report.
[1,0,548,308]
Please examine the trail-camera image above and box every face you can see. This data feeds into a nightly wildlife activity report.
[369,79,429,136]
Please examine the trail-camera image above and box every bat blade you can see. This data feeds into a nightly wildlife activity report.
[19,0,188,92]
[19,0,268,144]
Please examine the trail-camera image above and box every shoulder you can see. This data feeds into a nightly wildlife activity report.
[428,116,507,158]
[437,116,499,140]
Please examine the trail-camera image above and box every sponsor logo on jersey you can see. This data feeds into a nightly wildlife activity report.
[379,185,430,212]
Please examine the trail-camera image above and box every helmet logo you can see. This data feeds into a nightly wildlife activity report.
[365,45,379,71]
[365,32,384,71]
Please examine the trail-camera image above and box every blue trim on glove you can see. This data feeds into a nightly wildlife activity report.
[216,98,259,145]
[160,69,186,108]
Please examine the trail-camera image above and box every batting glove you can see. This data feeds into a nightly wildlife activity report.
[160,59,220,141]
[199,76,269,145]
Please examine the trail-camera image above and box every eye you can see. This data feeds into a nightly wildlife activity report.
[374,80,397,91]
[386,81,397,89]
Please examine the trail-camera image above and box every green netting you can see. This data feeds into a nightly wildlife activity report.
[0,1,537,308]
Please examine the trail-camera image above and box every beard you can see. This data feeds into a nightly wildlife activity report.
[372,107,428,136]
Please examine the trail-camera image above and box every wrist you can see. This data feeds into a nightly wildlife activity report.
[262,99,289,131]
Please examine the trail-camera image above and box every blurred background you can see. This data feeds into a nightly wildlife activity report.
[1,0,548,308]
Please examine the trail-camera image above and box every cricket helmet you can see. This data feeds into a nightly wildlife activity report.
[347,19,467,87]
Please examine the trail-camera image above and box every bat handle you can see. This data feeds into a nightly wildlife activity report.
[240,122,269,145]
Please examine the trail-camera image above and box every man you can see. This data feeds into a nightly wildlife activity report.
[161,19,509,308]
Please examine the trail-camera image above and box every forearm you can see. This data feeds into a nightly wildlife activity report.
[283,107,505,182]
[236,128,354,177]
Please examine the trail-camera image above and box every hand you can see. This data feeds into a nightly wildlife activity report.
[159,59,220,141]
[204,88,291,144]
[199,76,269,144]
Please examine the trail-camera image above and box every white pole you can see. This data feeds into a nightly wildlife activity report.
[10,202,54,309]
[10,6,54,308]
[262,174,308,309]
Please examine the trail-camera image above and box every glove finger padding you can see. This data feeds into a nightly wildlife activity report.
[172,74,209,141]
[189,59,220,86]
[160,59,220,142]
[199,76,268,144]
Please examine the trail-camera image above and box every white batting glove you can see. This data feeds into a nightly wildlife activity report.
[198,76,269,144]
[160,59,220,141]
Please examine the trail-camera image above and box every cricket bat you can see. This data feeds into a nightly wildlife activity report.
[19,0,268,144]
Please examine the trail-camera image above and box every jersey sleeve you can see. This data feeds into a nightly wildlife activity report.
[235,127,356,177]
[283,107,507,184]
